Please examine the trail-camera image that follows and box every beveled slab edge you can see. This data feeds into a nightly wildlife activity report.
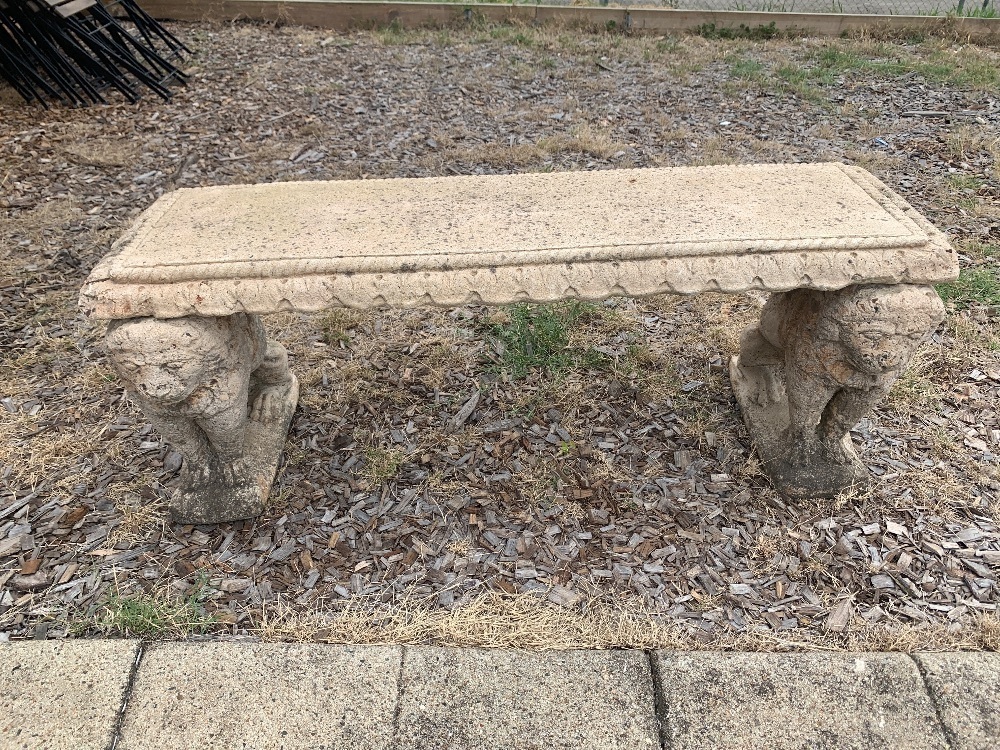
[81,240,958,320]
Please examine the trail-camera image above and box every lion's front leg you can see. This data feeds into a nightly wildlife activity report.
[197,399,252,486]
[249,340,296,424]
[819,386,886,465]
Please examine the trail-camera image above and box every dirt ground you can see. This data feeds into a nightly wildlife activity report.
[1,20,999,649]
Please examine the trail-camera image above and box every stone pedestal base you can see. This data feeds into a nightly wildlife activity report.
[729,356,867,499]
[170,376,299,524]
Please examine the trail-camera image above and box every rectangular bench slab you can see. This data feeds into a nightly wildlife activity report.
[80,163,959,523]
[81,163,955,320]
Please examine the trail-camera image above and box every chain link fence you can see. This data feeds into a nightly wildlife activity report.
[617,0,996,14]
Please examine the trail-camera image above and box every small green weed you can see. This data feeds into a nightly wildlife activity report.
[374,18,408,45]
[728,56,767,83]
[948,174,984,192]
[697,22,780,40]
[362,445,406,486]
[774,63,826,101]
[487,24,537,47]
[95,578,216,637]
[483,302,606,379]
[963,242,999,261]
[936,266,1000,309]
[655,36,682,54]
[320,308,365,345]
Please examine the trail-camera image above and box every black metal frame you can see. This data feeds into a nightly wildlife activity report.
[0,0,188,106]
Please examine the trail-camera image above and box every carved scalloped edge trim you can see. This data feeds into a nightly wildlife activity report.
[81,244,959,320]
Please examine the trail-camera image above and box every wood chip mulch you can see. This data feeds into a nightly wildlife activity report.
[1,22,998,644]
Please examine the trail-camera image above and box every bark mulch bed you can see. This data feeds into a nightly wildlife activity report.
[1,21,999,648]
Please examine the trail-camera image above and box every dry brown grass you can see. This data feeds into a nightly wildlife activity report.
[11,198,83,243]
[105,481,167,548]
[0,348,132,490]
[434,123,623,170]
[946,125,1000,176]
[887,344,946,416]
[64,139,138,168]
[510,454,569,506]
[256,591,687,650]
[251,591,1000,652]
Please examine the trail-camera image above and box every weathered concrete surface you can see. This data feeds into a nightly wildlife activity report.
[80,163,958,319]
[0,639,139,750]
[654,651,949,750]
[915,653,1000,750]
[396,646,660,750]
[117,642,400,750]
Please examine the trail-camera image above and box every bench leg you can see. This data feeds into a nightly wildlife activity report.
[105,313,299,523]
[729,284,945,498]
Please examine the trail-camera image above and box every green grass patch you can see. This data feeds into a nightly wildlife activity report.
[963,242,1000,261]
[804,44,998,92]
[936,266,1000,309]
[728,56,767,83]
[948,174,985,192]
[697,22,780,40]
[722,42,995,103]
[483,302,606,379]
[362,445,406,486]
[486,24,537,47]
[320,308,365,345]
[655,36,682,54]
[774,63,827,101]
[94,580,216,637]
[936,53,1000,90]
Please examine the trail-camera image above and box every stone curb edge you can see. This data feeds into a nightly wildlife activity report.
[1,642,997,750]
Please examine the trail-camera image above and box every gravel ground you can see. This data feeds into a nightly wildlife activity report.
[1,21,999,647]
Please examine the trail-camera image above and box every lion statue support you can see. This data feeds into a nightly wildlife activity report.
[105,313,299,523]
[729,284,945,498]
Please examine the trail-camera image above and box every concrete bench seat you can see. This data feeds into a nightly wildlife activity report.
[80,163,959,523]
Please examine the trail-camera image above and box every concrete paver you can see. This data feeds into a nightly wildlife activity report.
[117,642,400,750]
[915,653,1000,750]
[395,646,660,750]
[0,639,139,750]
[654,651,949,750]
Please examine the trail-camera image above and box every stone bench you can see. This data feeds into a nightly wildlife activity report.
[79,163,959,524]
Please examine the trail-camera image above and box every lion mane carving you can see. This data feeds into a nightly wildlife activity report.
[105,313,294,489]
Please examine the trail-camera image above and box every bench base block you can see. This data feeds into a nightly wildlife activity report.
[170,375,299,524]
[729,356,868,499]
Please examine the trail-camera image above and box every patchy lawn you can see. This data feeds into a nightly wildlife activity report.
[1,20,999,649]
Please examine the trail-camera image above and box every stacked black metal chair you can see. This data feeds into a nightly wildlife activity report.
[0,0,188,106]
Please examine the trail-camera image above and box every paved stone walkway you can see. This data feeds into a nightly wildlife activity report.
[1,641,997,749]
